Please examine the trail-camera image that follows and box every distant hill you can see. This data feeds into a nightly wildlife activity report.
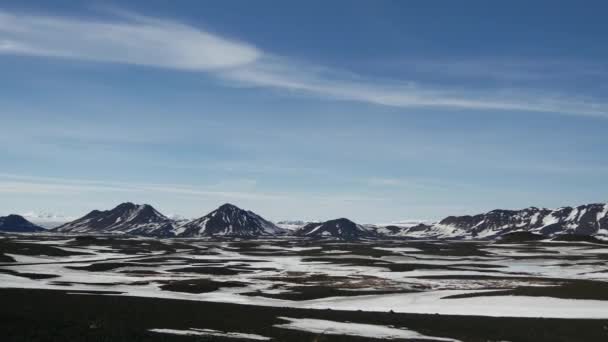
[0,215,45,233]
[295,218,376,240]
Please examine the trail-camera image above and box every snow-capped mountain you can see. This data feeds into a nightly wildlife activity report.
[53,202,176,237]
[295,218,376,240]
[391,203,608,240]
[0,215,46,233]
[176,203,286,237]
[13,201,608,240]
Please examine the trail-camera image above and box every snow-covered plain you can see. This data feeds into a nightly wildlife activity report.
[2,236,608,320]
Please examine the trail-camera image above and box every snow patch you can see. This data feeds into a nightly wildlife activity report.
[149,328,270,340]
[274,317,461,341]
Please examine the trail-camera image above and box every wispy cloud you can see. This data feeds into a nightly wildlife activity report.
[0,173,279,200]
[1,8,607,117]
[0,9,259,70]
[367,177,480,192]
[378,58,608,82]
[222,58,608,118]
[0,173,385,204]
[0,180,129,195]
[0,174,393,221]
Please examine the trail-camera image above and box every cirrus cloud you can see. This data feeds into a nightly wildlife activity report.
[0,9,260,70]
[1,8,607,118]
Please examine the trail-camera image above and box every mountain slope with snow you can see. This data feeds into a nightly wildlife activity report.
[386,203,608,240]
[176,203,285,237]
[53,202,177,237]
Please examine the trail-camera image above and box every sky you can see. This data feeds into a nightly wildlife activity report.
[1,0,608,223]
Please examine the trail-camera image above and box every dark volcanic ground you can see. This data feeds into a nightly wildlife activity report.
[3,288,608,342]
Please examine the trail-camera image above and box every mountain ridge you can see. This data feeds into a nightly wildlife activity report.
[386,203,608,240]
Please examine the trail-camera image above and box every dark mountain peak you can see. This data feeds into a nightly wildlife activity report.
[296,217,375,240]
[128,204,168,224]
[134,204,159,215]
[54,202,175,237]
[3,214,29,224]
[113,202,138,212]
[211,203,254,221]
[0,214,45,233]
[214,203,249,217]
[177,204,284,237]
[106,203,164,219]
[217,203,240,211]
[325,217,357,226]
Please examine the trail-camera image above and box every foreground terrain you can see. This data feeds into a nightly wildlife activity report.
[2,234,608,341]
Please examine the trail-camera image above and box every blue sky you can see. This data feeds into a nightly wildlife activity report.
[1,1,607,222]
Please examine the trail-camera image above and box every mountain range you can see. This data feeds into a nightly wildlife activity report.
[2,202,607,241]
[51,202,285,238]
[378,203,608,240]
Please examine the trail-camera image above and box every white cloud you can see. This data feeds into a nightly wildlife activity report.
[223,58,608,118]
[0,9,259,70]
[1,8,607,118]
[382,58,608,82]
